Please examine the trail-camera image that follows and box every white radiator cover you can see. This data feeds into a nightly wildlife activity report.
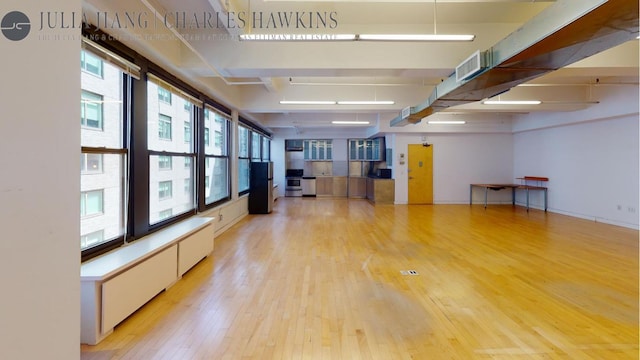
[101,245,178,333]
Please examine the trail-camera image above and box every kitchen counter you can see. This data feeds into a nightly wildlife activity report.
[366,177,395,204]
[316,176,348,197]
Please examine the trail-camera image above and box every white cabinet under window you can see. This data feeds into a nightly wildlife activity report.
[304,139,332,160]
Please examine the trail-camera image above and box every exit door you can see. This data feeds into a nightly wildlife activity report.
[408,144,433,204]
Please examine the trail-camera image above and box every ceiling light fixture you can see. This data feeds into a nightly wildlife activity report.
[279,100,336,105]
[337,100,395,105]
[280,100,395,105]
[240,34,357,41]
[482,100,542,105]
[358,34,474,42]
[427,120,466,125]
[332,121,370,125]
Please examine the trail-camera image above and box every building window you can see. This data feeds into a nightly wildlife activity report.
[158,209,172,220]
[158,86,172,104]
[184,178,191,195]
[81,230,104,249]
[184,121,191,143]
[158,155,172,170]
[158,181,172,200]
[158,114,172,140]
[81,50,103,77]
[214,130,222,148]
[184,157,191,169]
[81,90,103,130]
[184,102,191,112]
[204,128,210,146]
[81,190,104,217]
[81,153,103,174]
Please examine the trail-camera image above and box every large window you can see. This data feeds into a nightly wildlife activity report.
[81,36,271,261]
[147,77,196,225]
[80,47,126,253]
[238,125,250,194]
[204,107,230,205]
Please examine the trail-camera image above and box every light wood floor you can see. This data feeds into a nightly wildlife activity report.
[81,198,639,359]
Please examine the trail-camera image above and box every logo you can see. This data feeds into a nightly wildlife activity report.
[1,11,31,41]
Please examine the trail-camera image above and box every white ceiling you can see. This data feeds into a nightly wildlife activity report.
[83,0,639,132]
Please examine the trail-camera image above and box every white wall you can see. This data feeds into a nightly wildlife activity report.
[0,0,80,359]
[393,133,514,204]
[513,86,639,228]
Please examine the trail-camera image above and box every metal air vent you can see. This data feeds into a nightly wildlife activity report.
[456,50,484,82]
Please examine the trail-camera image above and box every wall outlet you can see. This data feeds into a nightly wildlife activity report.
[617,205,622,211]
[219,213,223,221]
[628,207,636,213]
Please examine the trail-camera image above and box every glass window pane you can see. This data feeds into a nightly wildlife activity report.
[262,137,270,161]
[81,48,125,252]
[251,132,261,161]
[238,126,249,158]
[205,109,229,156]
[149,155,195,225]
[238,159,250,193]
[205,156,229,205]
[147,80,193,153]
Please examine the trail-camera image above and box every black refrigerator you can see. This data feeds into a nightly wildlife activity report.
[249,162,274,214]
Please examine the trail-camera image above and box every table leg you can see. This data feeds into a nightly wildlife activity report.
[511,187,515,206]
[544,189,548,212]
[470,185,473,205]
[526,188,530,212]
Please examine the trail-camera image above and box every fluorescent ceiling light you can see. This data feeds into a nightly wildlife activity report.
[239,33,474,42]
[337,100,395,105]
[427,120,466,125]
[483,100,542,105]
[240,34,356,41]
[358,34,475,42]
[281,100,395,105]
[279,100,336,105]
[332,121,370,125]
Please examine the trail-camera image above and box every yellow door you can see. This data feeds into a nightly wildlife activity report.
[408,144,433,204]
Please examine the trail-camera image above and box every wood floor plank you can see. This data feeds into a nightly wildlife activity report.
[82,198,639,359]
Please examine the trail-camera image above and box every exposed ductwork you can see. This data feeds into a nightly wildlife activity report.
[391,0,639,127]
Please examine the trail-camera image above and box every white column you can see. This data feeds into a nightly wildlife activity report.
[0,1,81,359]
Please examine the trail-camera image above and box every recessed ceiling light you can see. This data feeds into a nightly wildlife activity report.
[427,120,466,125]
[332,121,370,125]
[482,100,542,105]
[279,100,336,105]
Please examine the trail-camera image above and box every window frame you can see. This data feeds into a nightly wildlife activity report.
[200,106,232,209]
